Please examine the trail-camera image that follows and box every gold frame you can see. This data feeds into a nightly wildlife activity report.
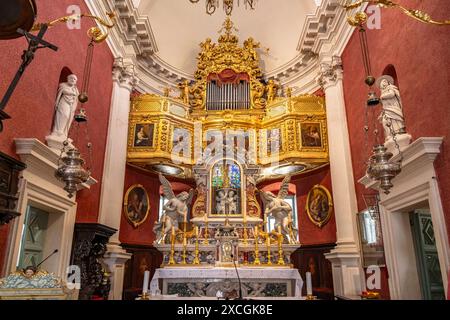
[123,184,150,228]
[132,123,156,149]
[306,185,333,228]
[208,158,245,217]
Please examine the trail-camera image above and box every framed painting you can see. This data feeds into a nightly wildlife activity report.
[306,185,333,228]
[133,123,154,147]
[300,123,322,148]
[123,184,150,228]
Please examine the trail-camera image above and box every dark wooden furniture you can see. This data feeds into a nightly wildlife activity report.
[291,243,336,300]
[70,223,117,300]
[122,244,162,300]
[0,151,26,225]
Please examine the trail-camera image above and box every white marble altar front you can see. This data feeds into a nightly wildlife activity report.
[149,267,303,298]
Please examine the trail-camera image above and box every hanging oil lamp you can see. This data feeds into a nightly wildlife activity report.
[366,144,401,194]
[55,143,90,198]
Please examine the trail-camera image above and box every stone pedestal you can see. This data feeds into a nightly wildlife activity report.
[384,133,412,156]
[102,244,132,300]
[45,134,73,152]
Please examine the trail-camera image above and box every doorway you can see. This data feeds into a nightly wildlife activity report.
[409,209,445,300]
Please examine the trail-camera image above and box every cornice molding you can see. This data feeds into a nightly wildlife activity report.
[86,0,359,94]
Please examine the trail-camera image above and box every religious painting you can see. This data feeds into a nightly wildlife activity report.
[266,128,282,154]
[172,127,191,157]
[301,123,322,147]
[133,123,154,147]
[123,184,150,228]
[306,185,333,228]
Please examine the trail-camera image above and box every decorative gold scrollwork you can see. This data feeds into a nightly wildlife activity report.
[32,12,116,43]
[342,0,450,26]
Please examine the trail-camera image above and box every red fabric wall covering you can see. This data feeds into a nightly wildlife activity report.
[342,0,450,240]
[0,0,114,271]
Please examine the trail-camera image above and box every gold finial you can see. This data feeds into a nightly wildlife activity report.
[219,16,238,36]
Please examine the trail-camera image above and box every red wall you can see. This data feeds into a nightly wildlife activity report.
[342,0,450,223]
[119,166,195,245]
[342,0,450,298]
[261,166,337,246]
[0,0,113,270]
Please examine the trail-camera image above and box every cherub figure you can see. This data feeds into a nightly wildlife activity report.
[216,190,227,214]
[266,79,279,103]
[227,190,238,214]
[178,80,190,105]
[153,174,194,243]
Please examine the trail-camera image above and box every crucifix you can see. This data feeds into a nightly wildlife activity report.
[0,24,58,132]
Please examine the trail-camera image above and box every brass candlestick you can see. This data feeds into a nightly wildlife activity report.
[193,226,200,265]
[243,216,248,245]
[265,233,272,265]
[169,227,175,265]
[277,226,285,265]
[203,215,209,245]
[139,292,150,300]
[253,226,261,265]
[182,232,187,265]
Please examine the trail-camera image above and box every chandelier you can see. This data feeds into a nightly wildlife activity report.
[189,0,258,16]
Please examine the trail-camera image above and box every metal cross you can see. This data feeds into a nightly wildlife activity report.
[0,24,58,132]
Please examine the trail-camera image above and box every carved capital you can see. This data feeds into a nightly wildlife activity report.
[317,56,343,90]
[112,58,138,92]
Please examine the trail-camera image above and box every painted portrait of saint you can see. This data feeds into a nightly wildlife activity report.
[301,123,322,147]
[306,185,333,228]
[123,185,150,228]
[134,124,154,147]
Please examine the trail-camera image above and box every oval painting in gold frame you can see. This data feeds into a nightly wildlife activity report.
[123,184,150,228]
[306,185,333,228]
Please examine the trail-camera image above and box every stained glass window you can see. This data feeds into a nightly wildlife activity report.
[229,164,241,189]
[212,163,224,188]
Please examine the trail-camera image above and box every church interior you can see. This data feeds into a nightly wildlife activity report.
[0,0,449,301]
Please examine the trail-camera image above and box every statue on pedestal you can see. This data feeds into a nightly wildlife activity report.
[153,174,194,243]
[376,75,411,152]
[260,175,298,243]
[46,74,79,149]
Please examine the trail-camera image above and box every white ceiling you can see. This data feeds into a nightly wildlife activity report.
[136,0,320,76]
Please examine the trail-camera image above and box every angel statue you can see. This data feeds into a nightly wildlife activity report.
[153,174,194,244]
[260,175,298,244]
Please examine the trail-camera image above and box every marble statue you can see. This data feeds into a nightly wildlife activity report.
[216,190,227,214]
[260,175,298,243]
[227,190,238,214]
[51,74,79,140]
[153,174,194,243]
[376,75,406,140]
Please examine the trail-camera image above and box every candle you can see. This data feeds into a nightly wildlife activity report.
[306,272,312,296]
[142,270,150,294]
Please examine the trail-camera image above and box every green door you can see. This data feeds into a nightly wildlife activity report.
[409,210,445,300]
[17,206,49,269]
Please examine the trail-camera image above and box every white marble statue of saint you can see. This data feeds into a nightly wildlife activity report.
[376,75,411,152]
[46,74,79,150]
